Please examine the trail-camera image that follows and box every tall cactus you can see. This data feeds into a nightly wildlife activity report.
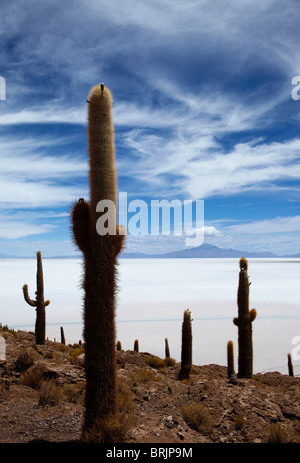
[233,257,256,378]
[179,309,192,380]
[22,250,50,345]
[71,83,125,436]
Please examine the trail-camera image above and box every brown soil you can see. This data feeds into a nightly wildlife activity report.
[0,327,299,444]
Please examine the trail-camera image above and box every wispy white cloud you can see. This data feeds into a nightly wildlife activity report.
[0,178,87,208]
[226,215,300,237]
[120,128,300,199]
[0,218,54,239]
[0,105,86,126]
[0,134,88,208]
[204,215,300,256]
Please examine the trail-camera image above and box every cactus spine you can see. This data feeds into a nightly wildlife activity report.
[71,84,125,436]
[233,257,256,378]
[22,250,50,345]
[179,309,192,380]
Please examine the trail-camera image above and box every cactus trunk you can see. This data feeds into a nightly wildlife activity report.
[22,251,50,345]
[71,84,125,436]
[233,258,256,378]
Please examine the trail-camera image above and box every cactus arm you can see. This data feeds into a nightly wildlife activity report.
[22,284,37,307]
[249,308,257,322]
[233,317,239,326]
[71,199,91,253]
[44,300,50,307]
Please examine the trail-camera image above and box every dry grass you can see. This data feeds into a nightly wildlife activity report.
[82,378,136,443]
[61,381,85,404]
[14,348,39,372]
[38,381,62,407]
[69,347,85,364]
[145,355,175,369]
[20,366,44,389]
[181,403,215,436]
[267,423,288,443]
[131,368,160,387]
[233,415,245,430]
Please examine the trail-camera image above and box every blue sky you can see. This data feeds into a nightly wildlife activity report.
[0,0,300,256]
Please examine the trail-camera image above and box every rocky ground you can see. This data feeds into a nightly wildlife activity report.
[0,326,299,444]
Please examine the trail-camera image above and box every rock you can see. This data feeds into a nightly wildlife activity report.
[228,374,238,385]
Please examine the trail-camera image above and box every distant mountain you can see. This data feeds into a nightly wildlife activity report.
[0,252,18,258]
[120,243,281,258]
[282,252,300,258]
[0,243,298,259]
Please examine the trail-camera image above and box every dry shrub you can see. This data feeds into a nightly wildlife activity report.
[164,357,176,367]
[267,423,288,443]
[20,366,44,389]
[233,415,245,430]
[69,347,84,364]
[145,355,175,369]
[55,343,69,353]
[131,368,159,387]
[82,378,136,443]
[61,381,85,404]
[38,381,62,407]
[181,403,214,436]
[14,348,38,372]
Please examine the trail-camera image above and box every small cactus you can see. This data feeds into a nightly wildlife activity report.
[287,353,294,377]
[134,339,139,353]
[179,309,192,380]
[233,257,256,378]
[60,326,66,345]
[165,337,170,358]
[227,340,235,379]
[116,340,122,351]
[22,251,50,345]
